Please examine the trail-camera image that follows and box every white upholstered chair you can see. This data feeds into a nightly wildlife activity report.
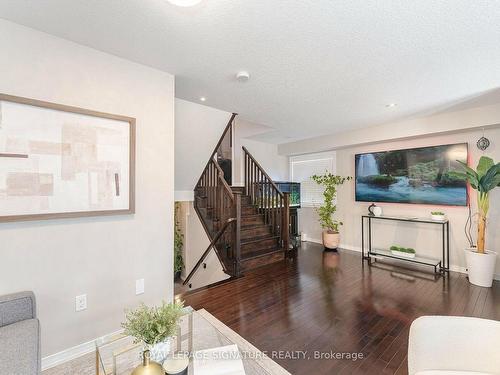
[408,316,500,375]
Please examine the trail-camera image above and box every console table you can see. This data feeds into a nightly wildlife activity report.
[361,215,450,274]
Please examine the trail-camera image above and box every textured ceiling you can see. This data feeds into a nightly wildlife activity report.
[1,0,500,143]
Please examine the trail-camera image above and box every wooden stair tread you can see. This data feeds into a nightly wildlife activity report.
[241,224,267,230]
[240,226,273,240]
[241,223,271,230]
[241,234,279,245]
[241,213,264,218]
[241,247,284,261]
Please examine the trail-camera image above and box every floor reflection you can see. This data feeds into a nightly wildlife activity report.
[319,250,342,322]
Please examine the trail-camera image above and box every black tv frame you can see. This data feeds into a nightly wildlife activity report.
[354,142,469,206]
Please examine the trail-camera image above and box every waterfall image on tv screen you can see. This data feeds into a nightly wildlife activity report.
[355,143,468,206]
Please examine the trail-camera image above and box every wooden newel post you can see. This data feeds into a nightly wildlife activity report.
[282,192,290,253]
[234,191,242,276]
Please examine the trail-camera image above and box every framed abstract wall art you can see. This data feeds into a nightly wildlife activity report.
[0,94,135,222]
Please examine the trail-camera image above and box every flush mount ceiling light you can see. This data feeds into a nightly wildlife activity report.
[199,97,206,102]
[167,0,202,7]
[236,71,250,82]
[385,103,398,108]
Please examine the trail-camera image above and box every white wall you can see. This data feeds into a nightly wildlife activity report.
[281,98,500,278]
[0,20,175,361]
[335,127,500,278]
[174,98,232,198]
[240,138,289,183]
[177,201,229,290]
[232,119,278,185]
[175,104,288,193]
[278,102,500,156]
[290,151,336,243]
[300,128,499,279]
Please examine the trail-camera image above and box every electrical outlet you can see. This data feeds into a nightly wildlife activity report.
[75,294,87,312]
[136,278,145,295]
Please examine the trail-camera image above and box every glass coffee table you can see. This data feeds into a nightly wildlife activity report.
[95,308,289,375]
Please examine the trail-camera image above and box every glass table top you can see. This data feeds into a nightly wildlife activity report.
[95,309,285,375]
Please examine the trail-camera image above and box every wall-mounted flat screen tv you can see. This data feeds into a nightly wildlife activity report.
[355,143,468,206]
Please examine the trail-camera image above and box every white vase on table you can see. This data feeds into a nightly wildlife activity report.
[146,338,171,364]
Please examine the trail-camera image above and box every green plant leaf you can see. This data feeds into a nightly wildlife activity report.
[476,156,494,178]
[457,160,478,177]
[311,172,351,232]
[122,301,184,345]
[479,163,500,192]
[457,160,479,189]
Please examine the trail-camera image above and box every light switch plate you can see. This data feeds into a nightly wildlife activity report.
[136,279,145,295]
[75,294,87,312]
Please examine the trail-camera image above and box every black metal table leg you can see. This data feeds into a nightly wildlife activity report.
[368,217,372,256]
[361,216,365,263]
[446,221,450,271]
[442,223,445,272]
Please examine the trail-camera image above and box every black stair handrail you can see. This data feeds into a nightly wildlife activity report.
[183,218,236,286]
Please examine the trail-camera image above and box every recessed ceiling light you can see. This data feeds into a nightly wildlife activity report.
[167,0,202,7]
[200,97,206,102]
[385,103,398,108]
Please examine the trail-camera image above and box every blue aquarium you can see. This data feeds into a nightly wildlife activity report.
[355,143,468,206]
[275,182,301,207]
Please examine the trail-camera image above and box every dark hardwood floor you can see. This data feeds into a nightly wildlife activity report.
[181,242,500,375]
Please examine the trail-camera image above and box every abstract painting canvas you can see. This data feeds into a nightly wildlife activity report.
[0,94,135,222]
[355,143,468,206]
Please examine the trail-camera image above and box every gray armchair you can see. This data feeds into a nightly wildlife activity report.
[0,291,41,375]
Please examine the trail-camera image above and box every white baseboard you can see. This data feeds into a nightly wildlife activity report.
[41,328,124,371]
[301,233,322,244]
[338,243,500,281]
[339,244,361,253]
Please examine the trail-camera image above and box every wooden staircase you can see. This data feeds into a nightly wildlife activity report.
[238,188,287,272]
[183,114,291,287]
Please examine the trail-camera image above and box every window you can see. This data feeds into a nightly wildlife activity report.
[290,153,336,207]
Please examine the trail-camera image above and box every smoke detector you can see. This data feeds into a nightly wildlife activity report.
[236,71,250,82]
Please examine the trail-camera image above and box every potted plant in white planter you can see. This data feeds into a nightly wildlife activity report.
[390,245,416,259]
[122,301,184,363]
[451,156,499,287]
[312,173,352,250]
[430,211,446,221]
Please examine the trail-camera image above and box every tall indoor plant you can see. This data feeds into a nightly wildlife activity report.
[312,173,352,250]
[452,156,500,287]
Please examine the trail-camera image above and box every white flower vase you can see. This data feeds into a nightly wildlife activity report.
[146,338,171,364]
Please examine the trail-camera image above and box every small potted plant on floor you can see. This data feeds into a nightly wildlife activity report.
[122,301,184,364]
[430,211,446,221]
[450,156,499,287]
[312,172,352,250]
